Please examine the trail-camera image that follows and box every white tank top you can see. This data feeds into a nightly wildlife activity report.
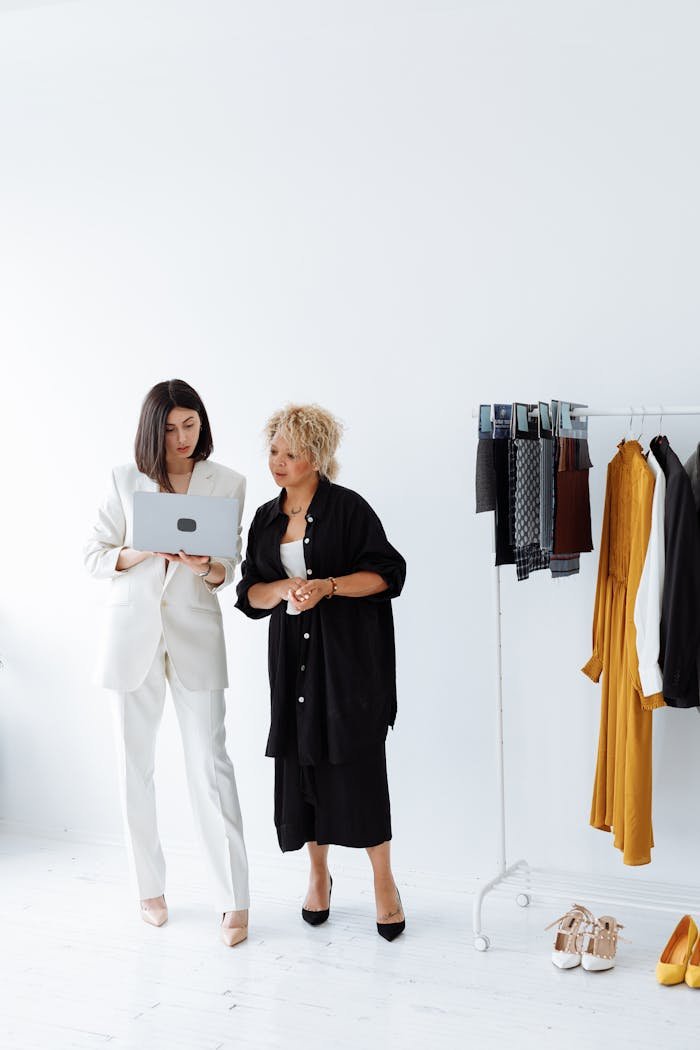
[280,540,306,615]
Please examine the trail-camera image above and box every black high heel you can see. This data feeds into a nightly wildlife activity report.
[302,874,333,926]
[377,888,405,941]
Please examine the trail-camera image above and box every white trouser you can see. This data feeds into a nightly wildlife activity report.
[110,636,249,911]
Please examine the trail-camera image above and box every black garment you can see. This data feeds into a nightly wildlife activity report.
[475,436,497,513]
[275,740,391,851]
[650,436,700,708]
[235,478,406,765]
[494,438,515,566]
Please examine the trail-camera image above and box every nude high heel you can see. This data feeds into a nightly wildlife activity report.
[220,911,248,948]
[140,896,168,927]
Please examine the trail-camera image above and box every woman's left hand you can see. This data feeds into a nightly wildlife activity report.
[290,578,332,611]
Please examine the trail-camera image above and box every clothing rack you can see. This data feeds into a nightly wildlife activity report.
[471,403,700,952]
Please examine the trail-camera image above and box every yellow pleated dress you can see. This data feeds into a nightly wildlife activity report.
[582,441,665,866]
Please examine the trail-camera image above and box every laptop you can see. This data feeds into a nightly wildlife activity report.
[132,492,240,558]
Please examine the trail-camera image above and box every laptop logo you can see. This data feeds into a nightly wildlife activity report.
[177,518,197,533]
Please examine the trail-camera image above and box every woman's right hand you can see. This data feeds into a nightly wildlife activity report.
[277,576,306,602]
[116,547,156,572]
[247,576,307,610]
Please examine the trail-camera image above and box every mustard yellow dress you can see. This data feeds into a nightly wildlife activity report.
[582,441,664,866]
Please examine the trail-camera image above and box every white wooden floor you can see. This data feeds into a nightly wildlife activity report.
[1,831,698,1050]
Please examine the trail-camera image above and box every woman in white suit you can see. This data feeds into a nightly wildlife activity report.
[84,379,249,947]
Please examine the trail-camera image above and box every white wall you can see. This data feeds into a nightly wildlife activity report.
[2,0,700,888]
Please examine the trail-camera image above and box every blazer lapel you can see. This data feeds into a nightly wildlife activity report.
[161,459,215,593]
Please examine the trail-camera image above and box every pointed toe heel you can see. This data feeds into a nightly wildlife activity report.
[220,911,248,948]
[657,915,698,986]
[302,875,332,926]
[140,896,168,927]
[685,935,700,988]
[220,925,248,948]
[377,918,406,941]
[377,887,405,941]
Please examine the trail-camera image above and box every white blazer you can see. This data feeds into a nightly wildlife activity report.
[84,459,245,693]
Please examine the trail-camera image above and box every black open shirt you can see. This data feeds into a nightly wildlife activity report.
[235,478,406,765]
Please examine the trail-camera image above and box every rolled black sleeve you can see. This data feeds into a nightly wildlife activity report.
[235,515,275,620]
[347,497,406,601]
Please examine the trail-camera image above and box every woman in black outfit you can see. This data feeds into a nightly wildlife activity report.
[235,404,407,939]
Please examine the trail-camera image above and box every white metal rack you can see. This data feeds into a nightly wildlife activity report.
[472,404,700,952]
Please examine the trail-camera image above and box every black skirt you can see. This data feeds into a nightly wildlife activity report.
[274,736,392,852]
[273,611,392,853]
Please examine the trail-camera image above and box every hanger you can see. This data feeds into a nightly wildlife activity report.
[637,406,645,444]
[622,405,634,443]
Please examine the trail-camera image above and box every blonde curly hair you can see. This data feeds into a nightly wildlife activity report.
[265,403,344,481]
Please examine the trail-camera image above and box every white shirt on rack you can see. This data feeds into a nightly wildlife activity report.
[634,447,666,697]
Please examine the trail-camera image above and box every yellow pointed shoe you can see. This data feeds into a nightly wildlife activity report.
[656,915,698,986]
[685,935,700,988]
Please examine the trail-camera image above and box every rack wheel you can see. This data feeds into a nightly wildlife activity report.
[516,893,531,908]
[474,934,490,952]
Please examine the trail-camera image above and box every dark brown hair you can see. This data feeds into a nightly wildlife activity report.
[134,379,213,493]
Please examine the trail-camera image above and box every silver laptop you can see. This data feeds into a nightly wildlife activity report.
[132,492,240,558]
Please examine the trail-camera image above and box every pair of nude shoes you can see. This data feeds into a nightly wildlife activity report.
[546,903,624,971]
[139,897,248,947]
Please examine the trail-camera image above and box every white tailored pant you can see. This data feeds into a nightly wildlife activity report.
[110,636,249,911]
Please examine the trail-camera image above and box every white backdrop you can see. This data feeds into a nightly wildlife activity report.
[2,0,700,890]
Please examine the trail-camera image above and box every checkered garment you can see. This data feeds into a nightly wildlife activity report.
[514,437,550,581]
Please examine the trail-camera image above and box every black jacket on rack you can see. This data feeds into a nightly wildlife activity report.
[650,435,700,709]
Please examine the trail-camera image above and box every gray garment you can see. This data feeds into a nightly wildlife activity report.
[540,437,554,551]
[550,555,580,577]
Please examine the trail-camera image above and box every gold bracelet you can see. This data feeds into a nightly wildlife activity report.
[326,576,337,598]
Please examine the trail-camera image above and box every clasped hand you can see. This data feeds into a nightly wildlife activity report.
[284,576,332,611]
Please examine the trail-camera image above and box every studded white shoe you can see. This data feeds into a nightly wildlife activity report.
[581,915,624,971]
[545,904,595,969]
